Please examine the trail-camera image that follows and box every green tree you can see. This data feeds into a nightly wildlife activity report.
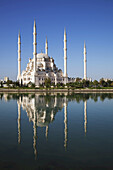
[45,78,51,88]
[76,77,82,82]
[110,82,113,87]
[107,80,112,87]
[0,81,3,88]
[93,80,98,87]
[6,80,13,87]
[82,79,89,88]
[99,78,106,87]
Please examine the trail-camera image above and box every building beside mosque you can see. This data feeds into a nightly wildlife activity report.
[17,20,75,87]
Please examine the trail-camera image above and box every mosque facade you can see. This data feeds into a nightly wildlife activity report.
[17,20,88,86]
[17,20,76,87]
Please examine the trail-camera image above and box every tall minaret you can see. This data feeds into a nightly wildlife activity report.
[64,28,67,78]
[45,37,48,55]
[33,20,37,77]
[84,41,87,80]
[17,32,21,81]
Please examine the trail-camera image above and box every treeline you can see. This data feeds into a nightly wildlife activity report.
[66,78,113,89]
[40,78,113,89]
[1,77,113,89]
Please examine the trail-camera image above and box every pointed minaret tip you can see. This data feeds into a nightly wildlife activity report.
[84,41,86,48]
[64,28,66,35]
[46,36,48,43]
[18,30,20,37]
[34,19,36,27]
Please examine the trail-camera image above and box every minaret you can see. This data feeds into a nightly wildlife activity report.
[45,37,48,55]
[33,20,37,79]
[64,100,68,150]
[17,32,21,81]
[84,41,87,80]
[84,100,87,134]
[64,29,67,78]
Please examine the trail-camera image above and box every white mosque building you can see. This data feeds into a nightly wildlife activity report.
[17,20,88,86]
[17,20,75,86]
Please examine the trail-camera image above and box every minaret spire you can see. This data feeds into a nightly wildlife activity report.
[17,31,21,81]
[45,36,48,55]
[64,28,67,83]
[84,41,87,80]
[33,19,37,82]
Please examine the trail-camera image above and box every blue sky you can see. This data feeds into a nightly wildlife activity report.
[0,0,113,81]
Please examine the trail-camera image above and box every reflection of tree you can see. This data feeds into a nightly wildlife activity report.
[0,93,3,100]
[100,94,107,102]
[45,94,54,103]
[2,93,113,103]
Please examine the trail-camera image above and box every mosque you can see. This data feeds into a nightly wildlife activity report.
[17,20,87,86]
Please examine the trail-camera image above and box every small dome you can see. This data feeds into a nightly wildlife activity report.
[37,62,43,67]
[37,52,49,59]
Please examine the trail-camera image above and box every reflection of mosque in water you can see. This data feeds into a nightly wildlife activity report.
[1,93,88,159]
[17,93,72,159]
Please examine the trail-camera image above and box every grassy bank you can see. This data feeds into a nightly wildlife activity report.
[0,87,113,93]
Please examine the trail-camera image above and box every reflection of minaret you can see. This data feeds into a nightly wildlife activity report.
[64,102,68,150]
[54,96,57,107]
[17,101,21,144]
[84,100,87,134]
[45,126,48,140]
[33,110,37,159]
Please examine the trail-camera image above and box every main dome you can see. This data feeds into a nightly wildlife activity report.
[37,53,49,59]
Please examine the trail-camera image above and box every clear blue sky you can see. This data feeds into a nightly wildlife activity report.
[0,0,113,81]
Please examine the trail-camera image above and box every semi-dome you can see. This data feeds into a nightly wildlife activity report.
[37,62,43,67]
[37,52,49,59]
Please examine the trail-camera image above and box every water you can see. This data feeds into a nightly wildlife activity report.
[0,93,113,169]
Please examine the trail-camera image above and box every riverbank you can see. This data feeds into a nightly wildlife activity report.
[0,88,113,93]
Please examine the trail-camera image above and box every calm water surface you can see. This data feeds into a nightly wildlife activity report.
[0,93,113,169]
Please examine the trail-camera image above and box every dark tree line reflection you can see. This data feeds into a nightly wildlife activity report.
[1,93,113,102]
